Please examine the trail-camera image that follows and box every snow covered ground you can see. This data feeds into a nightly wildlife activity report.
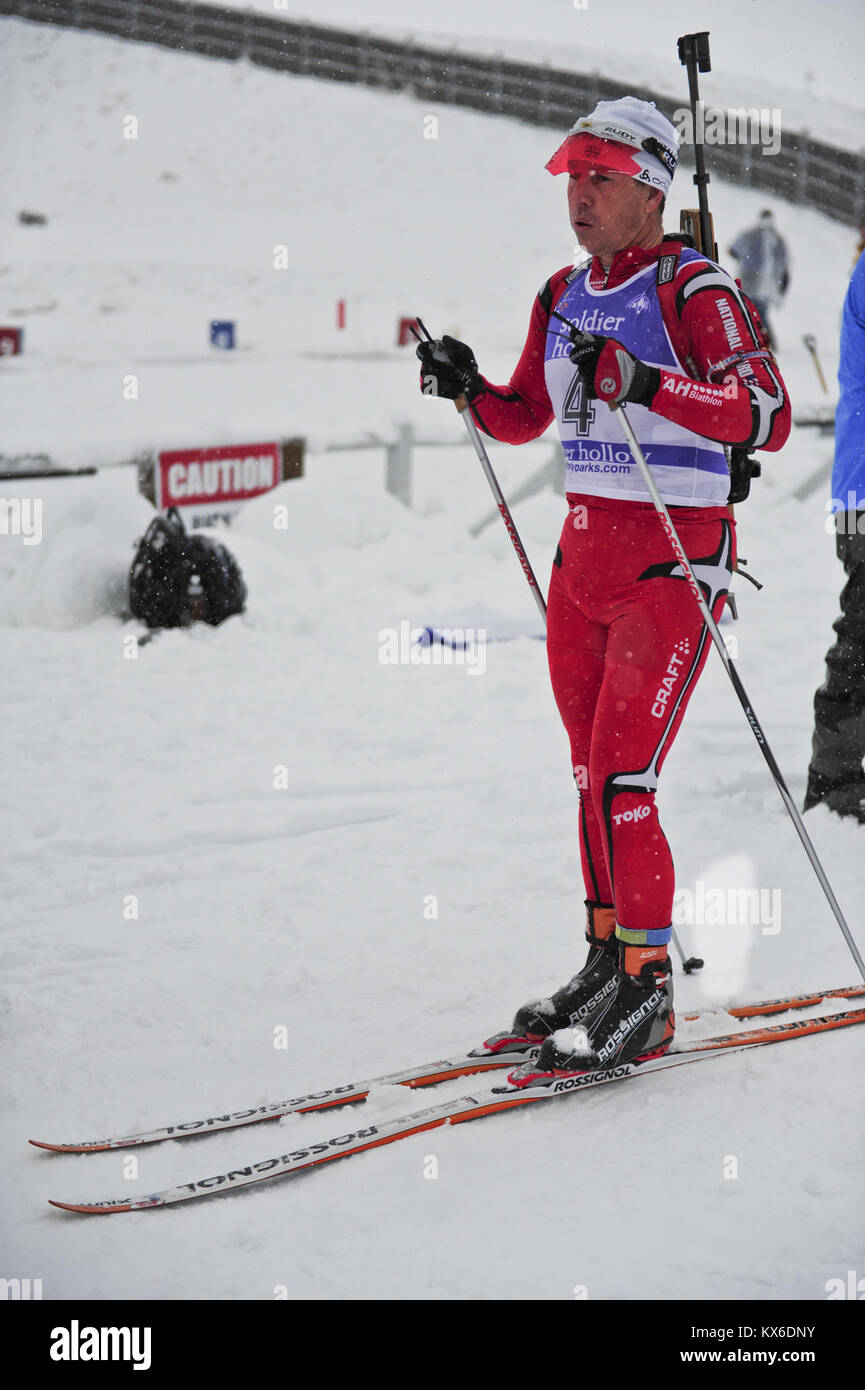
[1,16,864,1302]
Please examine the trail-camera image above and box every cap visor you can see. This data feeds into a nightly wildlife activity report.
[545,132,643,178]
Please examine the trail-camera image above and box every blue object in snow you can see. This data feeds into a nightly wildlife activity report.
[419,626,545,648]
[210,320,235,350]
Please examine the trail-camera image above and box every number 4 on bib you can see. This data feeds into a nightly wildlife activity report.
[562,375,596,436]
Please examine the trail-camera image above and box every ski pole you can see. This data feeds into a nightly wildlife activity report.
[454,397,549,625]
[413,318,704,974]
[802,334,829,394]
[673,933,704,973]
[412,318,547,625]
[611,401,865,983]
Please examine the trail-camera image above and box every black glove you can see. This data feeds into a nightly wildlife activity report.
[416,334,484,402]
[568,331,660,407]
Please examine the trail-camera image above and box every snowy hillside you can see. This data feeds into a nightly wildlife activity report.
[1,16,863,1305]
[224,0,865,149]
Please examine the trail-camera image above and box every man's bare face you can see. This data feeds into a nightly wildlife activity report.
[568,169,660,263]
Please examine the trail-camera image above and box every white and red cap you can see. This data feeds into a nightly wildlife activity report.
[546,97,679,196]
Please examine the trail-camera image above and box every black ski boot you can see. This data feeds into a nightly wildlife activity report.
[535,951,675,1072]
[804,768,865,822]
[511,902,618,1040]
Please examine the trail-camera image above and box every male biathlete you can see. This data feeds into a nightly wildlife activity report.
[417,97,790,1077]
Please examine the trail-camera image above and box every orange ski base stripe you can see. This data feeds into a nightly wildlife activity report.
[682,985,865,1022]
[685,1006,865,1050]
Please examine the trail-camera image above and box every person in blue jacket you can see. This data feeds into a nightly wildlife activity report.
[805,252,865,821]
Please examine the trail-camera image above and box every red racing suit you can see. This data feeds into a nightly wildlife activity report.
[469,238,790,953]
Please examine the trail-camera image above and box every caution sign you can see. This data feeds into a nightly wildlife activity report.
[154,441,283,527]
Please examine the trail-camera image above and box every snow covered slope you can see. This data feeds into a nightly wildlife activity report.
[1,19,863,1302]
[225,0,865,149]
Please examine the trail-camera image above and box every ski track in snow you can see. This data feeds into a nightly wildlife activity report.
[1,17,863,1301]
